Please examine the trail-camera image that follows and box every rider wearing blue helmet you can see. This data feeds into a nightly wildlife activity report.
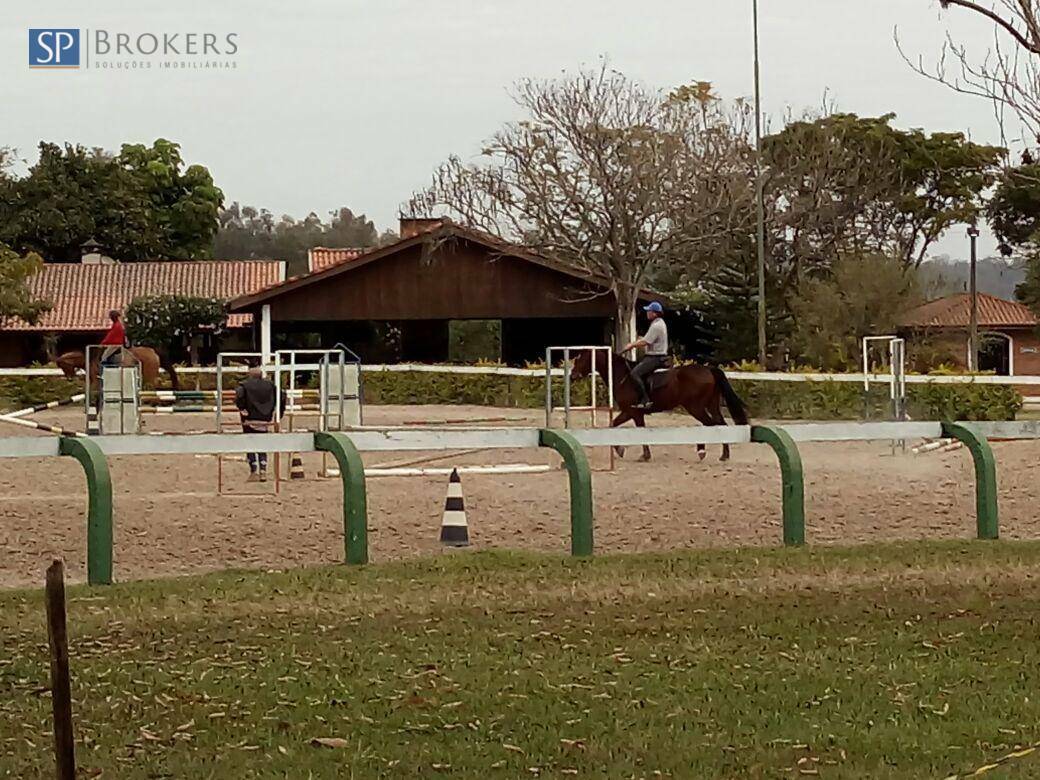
[621,301,668,410]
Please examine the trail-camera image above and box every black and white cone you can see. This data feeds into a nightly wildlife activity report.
[289,454,305,480]
[440,468,469,547]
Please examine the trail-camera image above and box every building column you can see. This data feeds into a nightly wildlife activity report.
[261,304,272,364]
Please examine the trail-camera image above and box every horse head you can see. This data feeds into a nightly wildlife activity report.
[568,349,595,381]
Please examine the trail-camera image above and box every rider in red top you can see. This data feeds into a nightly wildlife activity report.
[100,310,127,364]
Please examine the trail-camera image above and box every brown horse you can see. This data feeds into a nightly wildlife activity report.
[569,349,749,462]
[55,347,178,390]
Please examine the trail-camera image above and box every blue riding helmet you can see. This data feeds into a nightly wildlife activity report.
[643,301,663,313]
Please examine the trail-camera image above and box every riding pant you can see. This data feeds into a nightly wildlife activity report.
[630,355,669,404]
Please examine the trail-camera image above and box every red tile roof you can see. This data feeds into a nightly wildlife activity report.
[307,247,366,273]
[901,292,1038,328]
[4,260,285,331]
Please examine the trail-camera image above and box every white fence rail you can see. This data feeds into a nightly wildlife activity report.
[3,420,1040,459]
[7,362,1040,386]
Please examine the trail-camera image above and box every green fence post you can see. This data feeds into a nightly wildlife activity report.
[539,429,594,557]
[750,425,806,546]
[58,437,113,585]
[941,422,999,540]
[314,432,369,564]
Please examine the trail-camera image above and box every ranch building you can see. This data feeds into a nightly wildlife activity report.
[900,292,1040,376]
[229,218,658,365]
[0,253,285,366]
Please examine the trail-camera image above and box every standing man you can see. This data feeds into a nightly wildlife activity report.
[621,301,669,410]
[235,366,278,482]
[99,309,127,365]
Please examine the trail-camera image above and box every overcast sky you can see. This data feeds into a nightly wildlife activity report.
[1,0,1019,259]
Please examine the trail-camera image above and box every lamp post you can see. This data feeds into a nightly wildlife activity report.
[967,225,980,372]
[753,0,767,366]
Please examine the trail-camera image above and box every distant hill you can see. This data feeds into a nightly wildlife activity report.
[918,256,1025,301]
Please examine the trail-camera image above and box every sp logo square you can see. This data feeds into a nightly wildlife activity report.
[29,29,80,68]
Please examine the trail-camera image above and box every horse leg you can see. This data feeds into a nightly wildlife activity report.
[684,404,718,462]
[633,413,651,462]
[707,398,731,462]
[611,409,632,458]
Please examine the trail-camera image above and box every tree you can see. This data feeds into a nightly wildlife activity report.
[0,139,223,261]
[0,245,50,324]
[681,112,999,365]
[788,253,919,370]
[983,156,1040,312]
[765,113,1002,275]
[214,203,381,276]
[407,68,755,345]
[907,1,1040,145]
[124,295,228,365]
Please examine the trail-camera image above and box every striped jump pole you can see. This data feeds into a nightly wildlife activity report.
[0,411,86,437]
[4,394,86,420]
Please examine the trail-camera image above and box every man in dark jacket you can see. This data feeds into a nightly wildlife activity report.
[235,366,278,482]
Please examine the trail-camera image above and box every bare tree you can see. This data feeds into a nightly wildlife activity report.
[903,1,1040,146]
[406,67,755,345]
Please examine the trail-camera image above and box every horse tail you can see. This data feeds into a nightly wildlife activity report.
[710,367,749,425]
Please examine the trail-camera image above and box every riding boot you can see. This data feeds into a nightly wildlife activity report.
[631,375,652,410]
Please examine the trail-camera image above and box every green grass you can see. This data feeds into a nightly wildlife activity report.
[4,543,1040,778]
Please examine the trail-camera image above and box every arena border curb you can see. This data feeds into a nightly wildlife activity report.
[750,425,806,546]
[58,436,113,585]
[314,432,369,565]
[538,429,594,557]
[941,422,999,540]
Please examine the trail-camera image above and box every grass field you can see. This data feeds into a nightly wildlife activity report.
[3,543,1040,778]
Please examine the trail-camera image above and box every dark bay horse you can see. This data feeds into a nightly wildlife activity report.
[569,349,749,462]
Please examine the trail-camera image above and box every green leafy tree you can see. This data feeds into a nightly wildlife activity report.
[0,244,50,324]
[788,253,919,370]
[681,112,1001,365]
[124,295,228,364]
[0,139,223,261]
[214,204,381,276]
[984,158,1040,314]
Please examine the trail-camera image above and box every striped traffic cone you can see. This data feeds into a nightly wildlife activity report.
[289,454,305,479]
[439,469,469,547]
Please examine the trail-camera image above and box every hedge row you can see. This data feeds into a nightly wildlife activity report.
[0,369,1023,422]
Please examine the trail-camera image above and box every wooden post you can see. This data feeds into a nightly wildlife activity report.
[45,560,76,780]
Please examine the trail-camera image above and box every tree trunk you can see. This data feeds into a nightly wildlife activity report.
[614,285,638,348]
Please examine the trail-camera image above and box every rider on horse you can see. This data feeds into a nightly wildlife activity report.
[99,309,128,365]
[621,301,668,410]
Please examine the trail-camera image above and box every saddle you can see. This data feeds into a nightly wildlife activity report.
[646,357,675,393]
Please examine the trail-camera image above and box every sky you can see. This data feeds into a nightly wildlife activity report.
[1,0,1021,260]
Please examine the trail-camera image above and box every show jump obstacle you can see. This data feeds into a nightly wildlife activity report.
[84,345,142,436]
[213,347,363,492]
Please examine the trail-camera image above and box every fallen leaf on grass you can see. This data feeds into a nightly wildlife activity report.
[503,743,525,754]
[311,737,350,749]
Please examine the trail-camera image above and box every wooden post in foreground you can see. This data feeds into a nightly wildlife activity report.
[45,559,76,780]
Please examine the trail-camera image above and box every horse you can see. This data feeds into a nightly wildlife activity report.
[54,347,178,390]
[569,349,749,462]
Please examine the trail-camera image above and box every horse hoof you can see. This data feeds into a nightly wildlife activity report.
[698,451,706,461]
[614,446,626,459]
[638,454,651,463]
[720,455,730,462]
